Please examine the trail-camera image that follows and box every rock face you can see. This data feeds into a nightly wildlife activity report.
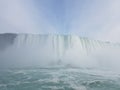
[0,33,17,50]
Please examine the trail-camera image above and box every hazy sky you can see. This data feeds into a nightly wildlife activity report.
[0,0,120,42]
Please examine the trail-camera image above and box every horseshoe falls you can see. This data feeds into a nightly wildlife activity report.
[1,33,120,69]
[0,33,120,90]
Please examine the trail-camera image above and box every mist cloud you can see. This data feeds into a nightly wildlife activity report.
[0,0,120,42]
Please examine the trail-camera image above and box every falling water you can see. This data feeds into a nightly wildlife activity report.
[0,33,120,69]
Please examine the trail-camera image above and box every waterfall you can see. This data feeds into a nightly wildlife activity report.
[0,33,120,69]
[13,34,112,57]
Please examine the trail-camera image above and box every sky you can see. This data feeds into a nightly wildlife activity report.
[0,0,120,42]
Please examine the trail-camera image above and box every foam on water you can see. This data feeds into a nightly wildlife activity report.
[0,68,120,90]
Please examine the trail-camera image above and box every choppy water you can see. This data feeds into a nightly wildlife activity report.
[0,68,120,90]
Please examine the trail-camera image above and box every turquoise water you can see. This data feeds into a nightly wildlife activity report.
[0,68,120,90]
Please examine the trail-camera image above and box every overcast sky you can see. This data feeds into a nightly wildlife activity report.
[0,0,120,42]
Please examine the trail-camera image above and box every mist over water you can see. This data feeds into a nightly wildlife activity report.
[0,33,120,71]
[1,34,120,90]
